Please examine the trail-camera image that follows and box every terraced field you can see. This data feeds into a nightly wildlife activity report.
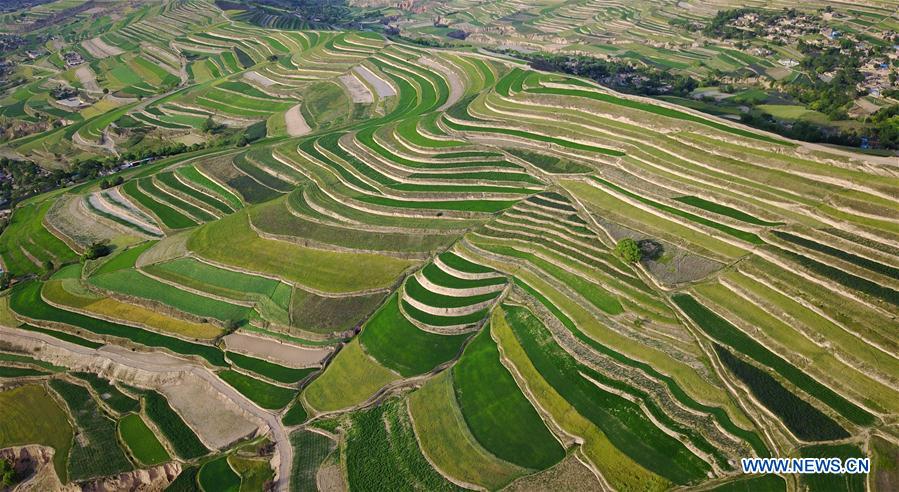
[0,1,897,491]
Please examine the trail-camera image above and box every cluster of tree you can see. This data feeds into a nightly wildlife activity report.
[82,240,111,261]
[702,8,802,40]
[222,0,381,29]
[98,175,124,189]
[0,458,16,487]
[615,239,642,263]
[787,42,865,119]
[202,117,266,147]
[499,50,698,97]
[389,34,467,49]
[0,137,209,208]
[738,106,899,150]
[50,85,77,100]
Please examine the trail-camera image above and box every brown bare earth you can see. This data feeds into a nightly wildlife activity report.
[505,454,601,491]
[285,104,312,137]
[224,331,332,368]
[81,37,123,58]
[160,374,263,450]
[338,73,373,103]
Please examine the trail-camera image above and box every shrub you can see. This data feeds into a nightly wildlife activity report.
[615,238,641,262]
[83,240,112,261]
[0,459,16,487]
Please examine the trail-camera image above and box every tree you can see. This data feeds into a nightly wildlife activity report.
[0,272,10,290]
[0,458,16,487]
[615,238,642,263]
[202,116,219,133]
[82,240,111,261]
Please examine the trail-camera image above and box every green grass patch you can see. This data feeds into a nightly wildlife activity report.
[453,327,564,470]
[672,293,875,427]
[118,413,171,466]
[218,370,296,410]
[0,384,73,483]
[48,379,133,481]
[360,294,471,377]
[198,455,241,492]
[144,391,209,460]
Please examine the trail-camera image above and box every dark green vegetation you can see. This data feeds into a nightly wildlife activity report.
[118,413,171,466]
[289,430,335,492]
[359,294,471,377]
[72,372,139,413]
[503,303,711,484]
[217,370,296,409]
[673,294,875,426]
[227,352,316,384]
[198,456,241,492]
[800,444,867,492]
[714,345,849,441]
[144,391,209,460]
[48,379,133,481]
[344,399,461,491]
[452,328,564,470]
[165,466,200,492]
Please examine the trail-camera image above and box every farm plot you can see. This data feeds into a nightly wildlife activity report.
[501,302,711,485]
[217,370,296,410]
[143,390,210,460]
[452,327,564,470]
[345,398,462,491]
[289,430,335,492]
[48,379,133,481]
[0,384,74,483]
[227,351,317,384]
[71,371,139,413]
[198,456,241,492]
[89,268,251,322]
[303,339,399,413]
[672,294,875,427]
[224,332,330,369]
[0,197,78,276]
[187,210,414,293]
[359,293,473,377]
[10,281,226,366]
[159,375,260,451]
[713,345,848,441]
[290,287,387,335]
[43,278,223,339]
[118,413,171,466]
[409,370,529,490]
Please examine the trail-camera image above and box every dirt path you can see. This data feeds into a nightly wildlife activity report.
[285,103,311,137]
[0,325,294,492]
